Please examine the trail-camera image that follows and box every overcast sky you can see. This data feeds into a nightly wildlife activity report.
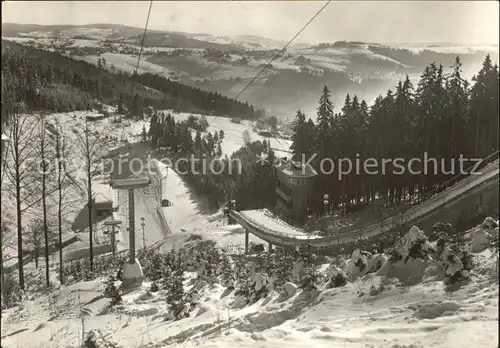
[2,1,499,45]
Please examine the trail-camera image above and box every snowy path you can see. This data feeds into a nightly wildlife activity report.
[154,160,208,235]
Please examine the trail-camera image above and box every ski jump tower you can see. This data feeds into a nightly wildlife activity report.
[110,176,150,288]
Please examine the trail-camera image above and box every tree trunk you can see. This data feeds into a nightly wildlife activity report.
[56,135,64,284]
[16,168,24,290]
[42,158,49,287]
[58,179,63,284]
[41,119,50,288]
[87,147,94,272]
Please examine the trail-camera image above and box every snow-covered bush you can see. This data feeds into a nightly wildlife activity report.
[103,277,122,306]
[281,282,298,299]
[139,248,166,280]
[166,271,189,321]
[0,274,23,310]
[150,282,159,292]
[430,222,453,241]
[234,272,271,305]
[334,255,348,271]
[298,264,322,291]
[64,252,127,282]
[376,226,434,286]
[265,248,295,290]
[486,232,499,255]
[291,259,306,283]
[470,227,489,253]
[481,217,499,230]
[366,254,387,273]
[471,217,499,253]
[346,249,369,281]
[440,247,472,285]
[218,254,235,289]
[369,279,385,296]
[392,226,432,263]
[325,264,347,288]
[84,331,98,348]
[84,330,119,348]
[161,265,173,289]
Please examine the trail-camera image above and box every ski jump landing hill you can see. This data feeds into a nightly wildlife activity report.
[230,155,499,252]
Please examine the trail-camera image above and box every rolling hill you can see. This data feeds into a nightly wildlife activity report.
[3,23,498,118]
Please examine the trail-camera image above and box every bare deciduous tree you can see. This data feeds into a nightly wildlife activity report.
[4,104,41,290]
[48,120,74,284]
[25,218,44,269]
[74,116,105,272]
[37,113,52,287]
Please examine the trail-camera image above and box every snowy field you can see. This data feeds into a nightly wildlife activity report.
[74,52,175,77]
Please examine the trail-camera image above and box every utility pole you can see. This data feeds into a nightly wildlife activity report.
[104,219,122,258]
[323,194,329,232]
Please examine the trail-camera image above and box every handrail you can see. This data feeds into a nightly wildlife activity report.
[408,150,499,205]
[332,154,499,236]
[156,207,172,235]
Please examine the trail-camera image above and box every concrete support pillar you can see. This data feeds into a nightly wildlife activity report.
[128,189,135,264]
[121,189,143,289]
[244,229,249,254]
[110,225,116,258]
[268,242,273,254]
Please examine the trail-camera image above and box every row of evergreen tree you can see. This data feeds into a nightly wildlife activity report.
[291,55,499,213]
[1,41,258,125]
[149,113,224,157]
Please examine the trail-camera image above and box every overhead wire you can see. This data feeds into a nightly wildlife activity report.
[120,0,154,141]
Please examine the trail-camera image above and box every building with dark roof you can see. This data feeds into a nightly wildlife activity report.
[275,160,318,224]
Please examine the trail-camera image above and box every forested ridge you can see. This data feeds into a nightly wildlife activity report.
[1,40,257,124]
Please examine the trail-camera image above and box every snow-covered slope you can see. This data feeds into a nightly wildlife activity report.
[166,111,292,158]
[2,230,498,348]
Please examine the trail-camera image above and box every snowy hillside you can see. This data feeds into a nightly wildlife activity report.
[166,111,292,158]
[1,217,498,348]
[191,34,285,51]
